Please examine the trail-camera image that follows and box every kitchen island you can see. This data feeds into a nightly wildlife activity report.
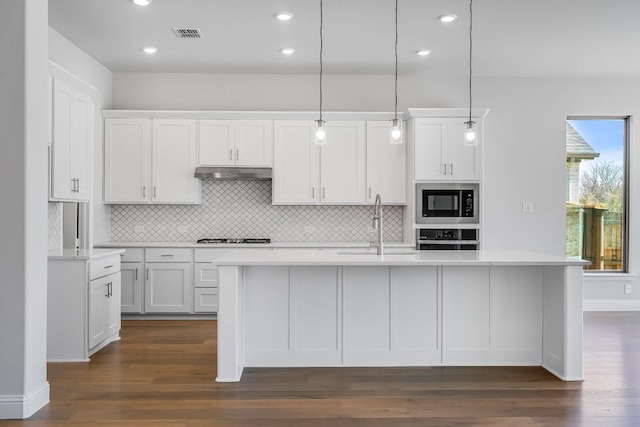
[215,249,588,382]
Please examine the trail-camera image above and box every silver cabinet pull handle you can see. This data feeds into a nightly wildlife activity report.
[135,268,138,281]
[76,178,80,193]
[104,265,114,269]
[146,268,149,281]
[312,187,315,198]
[322,187,326,199]
[105,283,110,298]
[443,163,447,175]
[236,148,240,162]
[369,187,372,199]
[161,254,173,257]
[143,186,146,197]
[154,186,157,198]
[450,163,454,175]
[229,149,233,161]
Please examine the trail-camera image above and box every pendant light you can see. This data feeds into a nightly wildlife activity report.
[315,0,327,145]
[390,0,402,144]
[464,0,477,146]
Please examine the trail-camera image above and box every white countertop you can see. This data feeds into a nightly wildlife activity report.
[48,248,125,260]
[213,248,590,267]
[94,241,414,249]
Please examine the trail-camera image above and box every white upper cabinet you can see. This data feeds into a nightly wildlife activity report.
[273,120,366,205]
[198,120,273,167]
[104,118,200,204]
[366,121,406,204]
[152,119,199,203]
[414,117,482,181]
[104,118,151,203]
[273,120,319,204]
[50,78,92,201]
[321,121,366,204]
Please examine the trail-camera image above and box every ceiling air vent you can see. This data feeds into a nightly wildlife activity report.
[172,28,204,39]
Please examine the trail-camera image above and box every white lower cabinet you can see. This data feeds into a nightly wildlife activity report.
[89,273,121,349]
[120,249,144,313]
[47,252,122,362]
[144,248,193,313]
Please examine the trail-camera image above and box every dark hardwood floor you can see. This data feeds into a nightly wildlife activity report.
[3,312,640,426]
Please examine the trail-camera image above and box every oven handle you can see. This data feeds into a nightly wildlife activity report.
[416,239,480,244]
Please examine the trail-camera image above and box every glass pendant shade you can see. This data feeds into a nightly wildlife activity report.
[464,120,477,146]
[390,119,403,144]
[315,120,327,145]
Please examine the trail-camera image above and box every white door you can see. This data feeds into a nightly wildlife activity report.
[152,119,199,204]
[235,120,273,166]
[198,120,235,166]
[414,118,447,180]
[320,121,366,204]
[120,262,143,313]
[88,276,108,349]
[447,118,482,181]
[366,121,406,204]
[104,118,151,203]
[273,120,320,204]
[105,275,121,338]
[144,263,192,313]
[68,88,91,200]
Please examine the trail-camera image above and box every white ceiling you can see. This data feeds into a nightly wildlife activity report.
[48,0,640,78]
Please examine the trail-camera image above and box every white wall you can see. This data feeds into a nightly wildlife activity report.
[0,0,50,418]
[112,71,640,308]
[49,27,113,245]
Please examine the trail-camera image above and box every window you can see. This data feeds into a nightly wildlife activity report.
[565,118,628,272]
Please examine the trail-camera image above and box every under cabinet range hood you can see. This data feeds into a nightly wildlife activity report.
[194,167,272,180]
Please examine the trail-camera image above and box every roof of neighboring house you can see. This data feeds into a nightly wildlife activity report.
[566,122,600,160]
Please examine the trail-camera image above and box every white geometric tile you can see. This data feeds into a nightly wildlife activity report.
[48,202,63,250]
[111,181,404,242]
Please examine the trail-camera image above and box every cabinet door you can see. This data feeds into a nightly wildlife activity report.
[121,262,143,313]
[51,79,91,201]
[105,275,121,338]
[273,120,320,204]
[414,118,446,180]
[366,121,406,204]
[145,262,192,313]
[235,120,273,166]
[152,119,200,204]
[198,120,235,166]
[104,118,151,203]
[447,119,482,181]
[88,276,108,349]
[320,121,366,204]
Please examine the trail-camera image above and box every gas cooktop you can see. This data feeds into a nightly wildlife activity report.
[196,238,271,244]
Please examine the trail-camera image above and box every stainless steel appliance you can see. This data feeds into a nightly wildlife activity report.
[196,238,271,244]
[416,183,479,224]
[416,228,479,250]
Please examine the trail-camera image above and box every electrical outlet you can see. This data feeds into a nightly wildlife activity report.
[624,284,632,295]
[304,226,316,233]
[134,225,145,232]
[522,202,534,213]
[177,225,189,233]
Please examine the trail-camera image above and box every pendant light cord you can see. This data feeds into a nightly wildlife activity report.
[319,0,324,123]
[468,0,473,124]
[394,0,398,121]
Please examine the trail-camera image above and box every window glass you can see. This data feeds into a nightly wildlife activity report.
[566,118,627,272]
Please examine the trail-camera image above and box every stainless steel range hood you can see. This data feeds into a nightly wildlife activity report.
[194,167,272,180]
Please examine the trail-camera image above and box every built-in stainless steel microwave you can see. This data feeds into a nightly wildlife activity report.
[416,183,479,224]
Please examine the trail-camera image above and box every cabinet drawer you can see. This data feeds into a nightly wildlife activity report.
[119,248,143,262]
[194,248,230,263]
[194,288,219,313]
[194,263,219,288]
[90,256,120,280]
[145,248,192,263]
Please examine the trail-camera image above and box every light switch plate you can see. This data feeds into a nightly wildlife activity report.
[522,202,534,213]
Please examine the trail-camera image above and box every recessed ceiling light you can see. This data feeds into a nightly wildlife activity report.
[438,14,457,23]
[280,48,295,55]
[416,50,431,56]
[131,0,151,6]
[142,47,157,54]
[275,12,293,21]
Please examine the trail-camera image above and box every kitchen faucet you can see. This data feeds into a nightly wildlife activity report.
[370,193,384,255]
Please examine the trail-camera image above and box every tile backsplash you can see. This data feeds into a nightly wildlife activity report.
[110,181,404,242]
[48,202,63,250]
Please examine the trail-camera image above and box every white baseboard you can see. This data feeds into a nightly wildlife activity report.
[0,382,49,419]
[583,299,640,311]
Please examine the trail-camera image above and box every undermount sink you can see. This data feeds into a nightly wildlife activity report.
[337,249,419,255]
